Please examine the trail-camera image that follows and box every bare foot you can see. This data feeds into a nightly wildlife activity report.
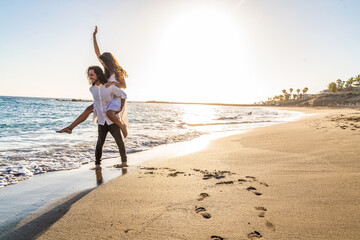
[56,127,72,134]
[115,163,128,168]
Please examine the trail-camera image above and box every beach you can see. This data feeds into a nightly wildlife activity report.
[5,107,360,239]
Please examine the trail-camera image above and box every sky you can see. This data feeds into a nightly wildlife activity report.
[0,0,359,104]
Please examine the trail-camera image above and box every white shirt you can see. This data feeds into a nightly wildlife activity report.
[90,83,127,125]
[107,74,117,83]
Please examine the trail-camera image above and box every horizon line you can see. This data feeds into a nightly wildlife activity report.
[0,95,257,106]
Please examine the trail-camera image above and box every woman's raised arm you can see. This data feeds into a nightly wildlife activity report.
[93,26,104,66]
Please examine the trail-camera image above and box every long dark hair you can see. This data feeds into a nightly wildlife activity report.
[99,52,128,82]
[87,66,107,86]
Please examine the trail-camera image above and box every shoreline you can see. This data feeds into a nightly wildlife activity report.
[0,133,217,237]
[3,107,360,239]
[37,107,359,239]
[0,107,305,232]
[0,107,306,239]
[0,106,305,190]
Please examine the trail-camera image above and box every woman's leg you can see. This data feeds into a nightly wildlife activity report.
[106,110,128,138]
[57,104,94,134]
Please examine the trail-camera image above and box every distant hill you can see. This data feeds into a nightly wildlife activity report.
[145,101,259,107]
[278,89,360,107]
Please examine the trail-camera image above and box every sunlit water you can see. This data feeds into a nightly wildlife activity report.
[0,96,305,188]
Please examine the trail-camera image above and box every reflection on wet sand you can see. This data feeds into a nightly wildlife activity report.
[95,167,128,185]
[95,169,103,185]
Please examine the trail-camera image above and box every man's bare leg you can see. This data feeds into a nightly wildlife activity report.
[106,110,128,138]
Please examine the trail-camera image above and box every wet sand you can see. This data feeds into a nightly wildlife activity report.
[12,108,360,239]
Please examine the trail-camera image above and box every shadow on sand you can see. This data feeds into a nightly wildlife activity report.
[1,168,127,240]
[0,188,93,240]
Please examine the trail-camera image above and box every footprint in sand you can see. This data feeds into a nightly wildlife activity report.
[139,167,158,170]
[256,212,264,218]
[203,173,225,180]
[255,206,267,211]
[259,182,269,187]
[247,186,262,196]
[211,236,224,240]
[197,169,235,180]
[195,206,211,219]
[254,207,275,231]
[124,228,135,233]
[265,220,276,231]
[197,193,210,201]
[215,181,234,185]
[246,176,257,181]
[238,178,248,183]
[247,231,262,238]
[255,206,267,218]
[167,171,185,177]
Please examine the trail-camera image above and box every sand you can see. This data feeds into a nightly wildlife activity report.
[13,108,360,239]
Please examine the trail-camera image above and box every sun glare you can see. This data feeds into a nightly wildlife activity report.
[181,104,217,125]
[151,5,251,103]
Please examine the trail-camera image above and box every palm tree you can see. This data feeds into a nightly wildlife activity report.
[289,88,293,100]
[296,89,301,98]
[279,95,284,103]
[281,90,288,102]
[274,95,280,103]
[302,87,309,94]
[301,87,308,99]
[345,78,354,89]
[354,74,360,87]
[336,79,344,90]
[328,82,337,92]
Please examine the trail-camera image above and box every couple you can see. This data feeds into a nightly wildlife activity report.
[57,26,128,169]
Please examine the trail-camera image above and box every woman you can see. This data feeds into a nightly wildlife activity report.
[57,26,129,138]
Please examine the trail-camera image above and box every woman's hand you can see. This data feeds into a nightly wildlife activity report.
[105,82,114,88]
[93,26,98,36]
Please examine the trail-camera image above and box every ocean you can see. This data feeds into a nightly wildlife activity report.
[0,96,304,188]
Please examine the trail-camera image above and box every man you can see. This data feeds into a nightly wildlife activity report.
[57,66,128,169]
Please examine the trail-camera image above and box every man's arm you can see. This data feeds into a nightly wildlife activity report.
[105,81,125,89]
[56,104,94,134]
